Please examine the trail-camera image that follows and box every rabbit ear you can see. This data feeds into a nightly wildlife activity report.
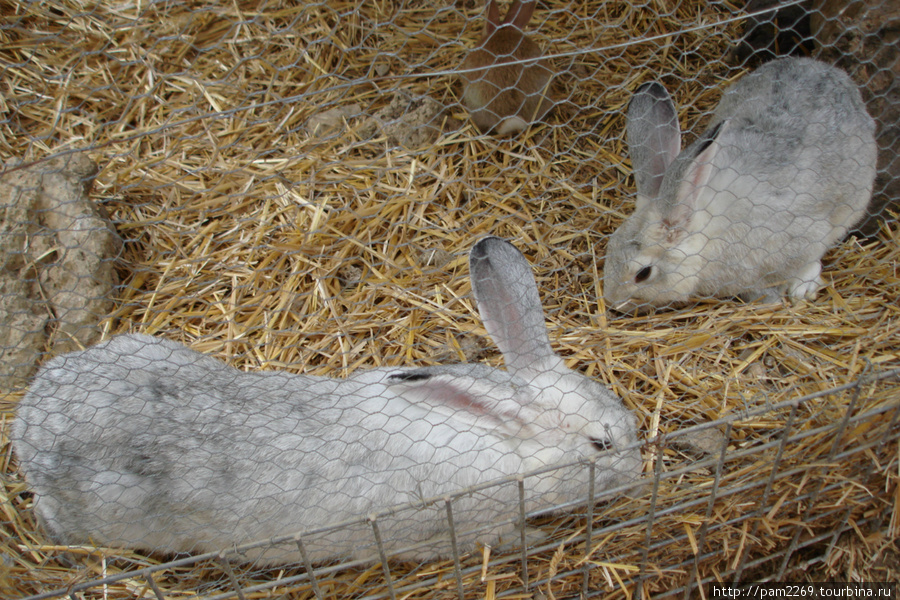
[485,0,501,35]
[662,120,727,235]
[627,82,681,206]
[387,368,534,431]
[504,1,535,28]
[469,237,562,378]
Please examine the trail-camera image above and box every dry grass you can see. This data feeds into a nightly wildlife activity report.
[1,0,898,598]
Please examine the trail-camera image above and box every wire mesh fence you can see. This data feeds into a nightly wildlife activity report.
[1,0,899,598]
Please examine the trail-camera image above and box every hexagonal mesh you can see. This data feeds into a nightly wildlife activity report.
[1,1,898,599]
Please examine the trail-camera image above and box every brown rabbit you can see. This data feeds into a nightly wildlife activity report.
[460,1,553,135]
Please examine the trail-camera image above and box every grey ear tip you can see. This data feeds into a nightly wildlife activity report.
[628,82,676,126]
[633,82,671,105]
[471,236,512,260]
[635,81,667,97]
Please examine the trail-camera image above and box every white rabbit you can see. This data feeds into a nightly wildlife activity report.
[13,237,641,565]
[604,57,877,312]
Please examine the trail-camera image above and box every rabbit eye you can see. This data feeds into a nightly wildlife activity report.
[634,266,652,283]
[590,437,612,453]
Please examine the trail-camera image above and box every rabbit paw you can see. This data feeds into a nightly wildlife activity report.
[739,288,784,304]
[496,116,529,136]
[495,525,549,553]
[787,262,823,300]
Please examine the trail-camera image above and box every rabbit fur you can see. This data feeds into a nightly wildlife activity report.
[460,0,553,135]
[13,237,641,565]
[604,57,877,312]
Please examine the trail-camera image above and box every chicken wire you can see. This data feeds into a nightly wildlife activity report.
[2,0,899,599]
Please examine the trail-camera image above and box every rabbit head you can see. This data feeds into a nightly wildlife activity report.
[385,237,640,498]
[604,81,721,312]
[467,237,638,477]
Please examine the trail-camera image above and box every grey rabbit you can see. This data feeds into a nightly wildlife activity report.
[604,57,877,312]
[13,237,641,565]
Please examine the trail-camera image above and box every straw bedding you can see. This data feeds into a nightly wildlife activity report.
[1,0,898,597]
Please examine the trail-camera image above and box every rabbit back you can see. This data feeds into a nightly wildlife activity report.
[692,58,875,298]
[709,57,875,235]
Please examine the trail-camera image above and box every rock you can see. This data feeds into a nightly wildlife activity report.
[0,153,121,392]
[359,92,449,149]
[372,58,391,77]
[306,104,362,138]
[417,246,452,269]
[671,426,729,457]
[337,262,367,289]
